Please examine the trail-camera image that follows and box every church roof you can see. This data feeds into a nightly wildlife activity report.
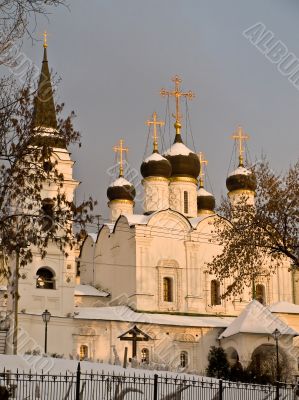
[74,284,109,297]
[74,306,234,328]
[219,300,298,339]
[268,302,299,314]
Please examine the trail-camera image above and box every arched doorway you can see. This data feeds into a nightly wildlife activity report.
[249,344,290,384]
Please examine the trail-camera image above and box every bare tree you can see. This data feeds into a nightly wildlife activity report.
[208,159,299,297]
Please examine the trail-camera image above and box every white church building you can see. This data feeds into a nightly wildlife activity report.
[1,42,299,376]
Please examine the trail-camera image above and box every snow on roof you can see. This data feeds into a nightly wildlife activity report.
[88,233,97,242]
[228,166,252,177]
[0,285,7,291]
[197,187,214,197]
[189,215,212,228]
[74,284,109,297]
[109,177,132,188]
[268,302,299,314]
[123,214,151,226]
[144,152,167,163]
[164,142,194,157]
[219,300,298,339]
[74,305,233,328]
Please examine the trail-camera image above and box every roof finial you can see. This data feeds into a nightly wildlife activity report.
[198,152,208,188]
[231,125,249,167]
[43,31,48,48]
[146,112,164,153]
[160,75,195,138]
[113,139,128,178]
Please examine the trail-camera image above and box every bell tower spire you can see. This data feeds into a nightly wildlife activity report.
[231,125,249,167]
[32,31,57,131]
[146,112,164,153]
[113,139,128,178]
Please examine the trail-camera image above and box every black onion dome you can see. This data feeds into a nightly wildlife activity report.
[197,188,215,212]
[163,135,200,180]
[107,177,136,202]
[140,152,172,179]
[226,166,257,192]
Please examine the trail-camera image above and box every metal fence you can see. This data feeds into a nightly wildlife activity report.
[0,363,297,399]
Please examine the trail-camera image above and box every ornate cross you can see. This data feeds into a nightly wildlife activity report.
[113,139,128,177]
[43,31,48,48]
[160,75,195,134]
[231,125,249,166]
[198,152,208,188]
[146,112,164,153]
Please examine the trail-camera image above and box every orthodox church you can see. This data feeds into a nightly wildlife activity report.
[1,40,299,376]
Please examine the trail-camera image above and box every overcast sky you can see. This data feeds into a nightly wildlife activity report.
[21,0,299,223]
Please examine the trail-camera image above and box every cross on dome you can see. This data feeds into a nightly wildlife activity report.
[198,152,208,188]
[146,112,164,153]
[231,125,249,167]
[43,31,48,48]
[113,139,128,177]
[160,75,195,135]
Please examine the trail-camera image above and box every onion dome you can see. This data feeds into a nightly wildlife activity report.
[226,165,256,193]
[197,187,215,213]
[163,133,200,180]
[140,152,172,179]
[107,177,136,202]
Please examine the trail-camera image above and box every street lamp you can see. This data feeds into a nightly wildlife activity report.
[272,328,281,382]
[42,309,51,354]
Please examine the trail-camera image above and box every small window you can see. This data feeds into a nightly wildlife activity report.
[163,277,173,302]
[141,348,149,364]
[80,345,88,361]
[211,280,221,306]
[180,351,188,368]
[41,198,55,231]
[184,191,188,214]
[36,267,55,289]
[255,284,266,305]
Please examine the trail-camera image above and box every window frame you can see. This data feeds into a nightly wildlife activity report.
[163,277,173,302]
[183,191,188,214]
[36,267,56,290]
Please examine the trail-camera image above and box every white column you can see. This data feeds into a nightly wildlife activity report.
[142,177,169,214]
[169,178,197,218]
[108,200,134,222]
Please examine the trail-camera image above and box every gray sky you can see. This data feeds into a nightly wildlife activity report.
[22,0,299,222]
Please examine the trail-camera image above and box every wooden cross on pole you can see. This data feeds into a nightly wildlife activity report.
[113,139,128,177]
[231,125,249,166]
[198,152,208,188]
[160,75,195,134]
[118,326,150,359]
[146,112,164,153]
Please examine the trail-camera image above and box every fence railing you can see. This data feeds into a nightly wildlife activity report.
[0,363,297,399]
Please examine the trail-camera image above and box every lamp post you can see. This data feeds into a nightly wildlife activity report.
[42,309,51,354]
[272,328,281,382]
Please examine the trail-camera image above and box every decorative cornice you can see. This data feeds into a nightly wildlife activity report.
[170,176,197,185]
[108,199,134,206]
[228,189,255,196]
[142,176,169,183]
[197,209,215,215]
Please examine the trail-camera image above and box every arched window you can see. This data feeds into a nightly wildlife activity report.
[180,351,188,368]
[141,348,149,364]
[255,284,266,305]
[211,280,221,306]
[163,277,173,302]
[80,345,88,361]
[184,191,188,214]
[36,267,55,289]
[41,198,55,231]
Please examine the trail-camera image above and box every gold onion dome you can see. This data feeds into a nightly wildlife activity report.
[197,187,215,212]
[163,132,200,180]
[107,177,136,202]
[226,165,256,192]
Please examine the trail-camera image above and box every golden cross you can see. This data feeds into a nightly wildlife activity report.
[160,75,195,134]
[231,125,249,166]
[43,31,48,48]
[146,112,165,153]
[113,139,128,177]
[198,152,208,187]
